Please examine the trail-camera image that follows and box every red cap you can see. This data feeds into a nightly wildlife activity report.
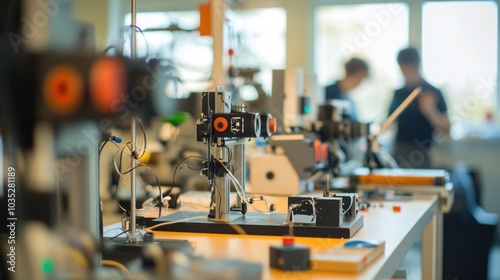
[393,205,401,213]
[282,236,294,246]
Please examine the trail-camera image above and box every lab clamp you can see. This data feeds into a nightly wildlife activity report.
[196,86,276,222]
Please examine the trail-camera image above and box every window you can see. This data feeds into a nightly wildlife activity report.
[124,8,286,96]
[315,3,409,122]
[124,11,212,95]
[226,8,286,95]
[422,1,498,123]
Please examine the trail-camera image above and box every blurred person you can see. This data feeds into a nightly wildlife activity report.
[325,57,369,121]
[389,47,450,169]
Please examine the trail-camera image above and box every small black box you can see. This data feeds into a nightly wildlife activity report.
[269,245,310,271]
[315,197,343,227]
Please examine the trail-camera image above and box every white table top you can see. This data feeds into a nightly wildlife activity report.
[104,192,439,279]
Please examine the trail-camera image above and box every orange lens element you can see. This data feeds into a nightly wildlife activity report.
[269,118,277,133]
[314,139,321,163]
[43,65,84,116]
[321,143,329,161]
[90,58,126,114]
[214,117,228,132]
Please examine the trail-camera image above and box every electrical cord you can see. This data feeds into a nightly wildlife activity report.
[111,135,162,217]
[288,199,317,224]
[99,140,110,155]
[184,165,202,171]
[273,203,288,213]
[114,148,129,213]
[223,221,246,235]
[306,199,317,223]
[216,157,250,207]
[287,204,301,235]
[104,228,125,236]
[110,230,129,240]
[137,119,147,159]
[99,136,123,155]
[164,156,207,198]
[214,179,223,217]
[101,260,131,276]
[103,45,117,55]
[223,145,232,162]
[342,196,354,216]
[214,156,278,215]
[115,150,163,217]
[114,147,206,219]
[144,215,246,235]
[99,137,128,213]
[144,215,207,232]
[248,196,274,212]
[138,163,163,218]
[124,24,150,61]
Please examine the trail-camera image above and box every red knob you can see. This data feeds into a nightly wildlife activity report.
[282,236,294,246]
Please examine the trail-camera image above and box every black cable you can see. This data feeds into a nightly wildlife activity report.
[128,24,146,39]
[115,149,128,213]
[121,155,205,218]
[125,24,150,61]
[248,196,272,212]
[214,179,222,217]
[165,156,208,198]
[99,138,128,214]
[103,45,117,55]
[138,163,163,218]
[137,119,147,159]
[116,149,163,218]
[223,145,232,163]
[110,230,129,240]
[185,165,202,171]
[111,126,158,218]
[99,140,110,156]
[154,170,162,218]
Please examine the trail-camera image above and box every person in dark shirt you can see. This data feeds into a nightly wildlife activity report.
[325,58,368,121]
[389,47,450,168]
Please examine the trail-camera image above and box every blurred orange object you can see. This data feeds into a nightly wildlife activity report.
[199,2,211,36]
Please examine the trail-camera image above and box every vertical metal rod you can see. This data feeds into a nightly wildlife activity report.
[211,146,230,222]
[130,119,137,237]
[208,89,231,222]
[129,0,138,240]
[234,144,246,208]
[233,104,245,208]
[130,0,137,59]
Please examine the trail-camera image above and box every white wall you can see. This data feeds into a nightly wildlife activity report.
[73,0,110,51]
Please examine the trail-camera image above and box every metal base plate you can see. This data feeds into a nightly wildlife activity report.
[150,211,363,238]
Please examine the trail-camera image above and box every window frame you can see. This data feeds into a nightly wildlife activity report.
[311,0,499,111]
